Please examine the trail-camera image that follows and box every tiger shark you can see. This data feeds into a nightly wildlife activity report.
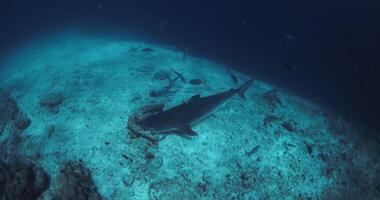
[137,77,254,136]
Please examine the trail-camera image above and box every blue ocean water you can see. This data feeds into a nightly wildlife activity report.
[0,1,379,199]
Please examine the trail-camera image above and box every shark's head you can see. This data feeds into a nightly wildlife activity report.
[136,114,166,131]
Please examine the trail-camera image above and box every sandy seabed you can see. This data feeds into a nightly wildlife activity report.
[0,32,379,200]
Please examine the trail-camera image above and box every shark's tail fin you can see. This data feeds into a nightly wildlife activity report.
[237,77,254,100]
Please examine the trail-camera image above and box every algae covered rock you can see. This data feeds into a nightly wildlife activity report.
[0,92,19,122]
[52,161,103,200]
[0,91,31,133]
[0,160,50,200]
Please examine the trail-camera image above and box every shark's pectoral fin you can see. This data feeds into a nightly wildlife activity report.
[177,125,198,136]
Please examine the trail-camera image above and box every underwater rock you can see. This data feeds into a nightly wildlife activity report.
[39,93,65,112]
[153,70,170,80]
[0,91,31,134]
[0,160,50,200]
[0,91,19,122]
[189,79,203,85]
[52,161,103,200]
[14,113,31,131]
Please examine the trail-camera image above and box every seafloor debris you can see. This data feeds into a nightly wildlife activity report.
[306,144,313,155]
[148,177,196,200]
[45,125,55,138]
[127,104,167,145]
[245,145,260,157]
[262,114,281,126]
[170,69,186,83]
[0,159,50,200]
[189,78,203,85]
[39,93,65,113]
[263,90,282,111]
[52,161,103,200]
[135,65,154,73]
[150,70,185,97]
[281,119,297,132]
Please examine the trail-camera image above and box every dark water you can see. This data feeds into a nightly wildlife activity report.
[1,0,379,130]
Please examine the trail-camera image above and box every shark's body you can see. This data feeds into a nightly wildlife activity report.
[138,78,254,136]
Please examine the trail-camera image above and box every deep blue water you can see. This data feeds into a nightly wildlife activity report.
[1,0,379,130]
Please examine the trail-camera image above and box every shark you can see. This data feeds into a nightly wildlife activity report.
[137,77,254,136]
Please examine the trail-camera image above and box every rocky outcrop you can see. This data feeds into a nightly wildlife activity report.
[0,91,31,134]
[52,161,103,200]
[0,160,50,200]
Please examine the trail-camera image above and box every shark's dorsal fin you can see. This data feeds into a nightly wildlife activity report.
[188,94,201,102]
[177,125,198,136]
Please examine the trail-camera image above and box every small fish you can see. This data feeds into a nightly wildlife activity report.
[189,79,202,85]
[245,145,260,157]
[284,34,295,40]
[143,13,151,20]
[283,64,298,71]
[156,21,168,30]
[347,48,360,58]
[142,47,154,53]
[346,47,360,68]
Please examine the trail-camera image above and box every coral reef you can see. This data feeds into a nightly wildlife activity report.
[0,160,50,200]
